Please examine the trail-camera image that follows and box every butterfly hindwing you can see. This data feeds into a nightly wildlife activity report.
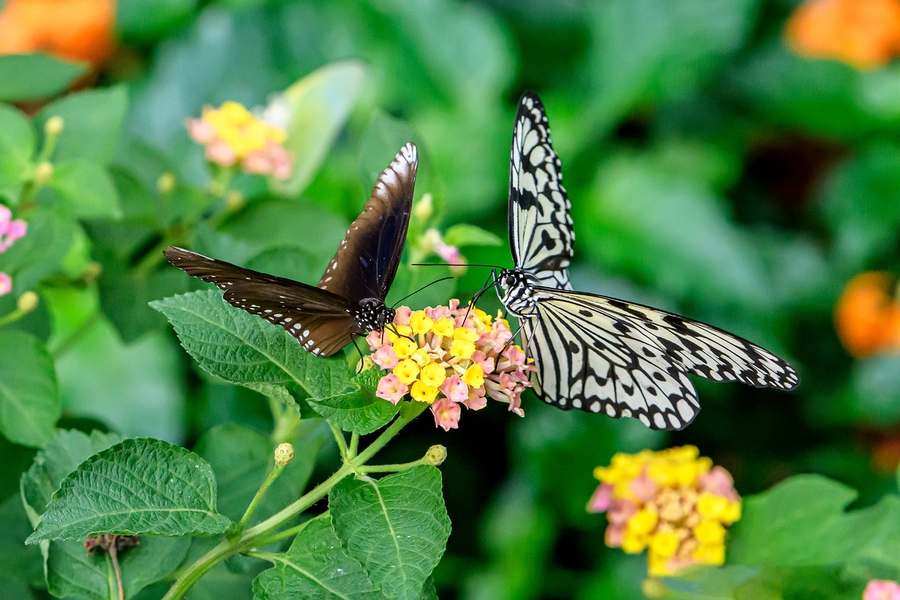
[509,92,574,290]
[319,142,417,302]
[164,248,359,357]
[524,287,798,430]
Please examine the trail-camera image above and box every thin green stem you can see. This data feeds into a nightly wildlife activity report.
[348,432,360,459]
[232,463,285,536]
[243,550,280,562]
[359,457,426,473]
[330,422,349,459]
[49,312,100,358]
[0,307,28,328]
[250,512,328,548]
[135,236,173,277]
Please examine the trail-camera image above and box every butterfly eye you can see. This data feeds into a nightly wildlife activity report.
[505,275,516,287]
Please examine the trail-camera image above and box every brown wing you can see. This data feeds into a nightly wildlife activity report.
[318,142,417,302]
[164,247,359,356]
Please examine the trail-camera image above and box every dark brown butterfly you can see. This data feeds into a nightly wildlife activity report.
[164,142,417,356]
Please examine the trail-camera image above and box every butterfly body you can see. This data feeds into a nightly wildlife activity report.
[166,142,417,357]
[499,93,799,430]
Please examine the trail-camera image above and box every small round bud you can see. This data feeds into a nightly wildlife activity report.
[225,190,245,212]
[274,443,294,467]
[413,193,434,221]
[44,116,64,137]
[641,578,667,598]
[424,444,447,466]
[34,162,53,184]
[17,291,38,313]
[156,173,176,194]
[356,355,375,374]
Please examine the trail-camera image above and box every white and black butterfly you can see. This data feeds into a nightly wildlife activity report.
[165,142,418,357]
[496,93,799,431]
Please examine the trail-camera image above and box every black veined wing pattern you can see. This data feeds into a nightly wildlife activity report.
[519,287,800,431]
[165,142,418,357]
[509,92,574,290]
[498,93,799,431]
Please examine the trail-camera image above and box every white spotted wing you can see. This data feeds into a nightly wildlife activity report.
[522,288,800,430]
[509,92,574,290]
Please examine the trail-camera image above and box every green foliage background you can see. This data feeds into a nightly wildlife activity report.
[2,0,900,598]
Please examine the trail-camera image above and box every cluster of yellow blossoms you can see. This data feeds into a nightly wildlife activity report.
[366,300,533,430]
[186,101,291,179]
[587,446,741,576]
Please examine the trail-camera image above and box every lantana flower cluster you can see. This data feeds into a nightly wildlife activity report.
[366,300,534,431]
[0,204,28,297]
[864,579,900,600]
[587,446,742,577]
[187,101,291,180]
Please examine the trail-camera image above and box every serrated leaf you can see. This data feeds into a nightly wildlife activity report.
[252,517,381,600]
[151,290,351,404]
[308,369,400,435]
[0,331,60,447]
[729,474,900,569]
[330,466,451,600]
[36,86,128,165]
[195,422,329,525]
[46,535,191,600]
[273,61,368,196]
[442,224,503,248]
[0,104,34,202]
[27,438,231,543]
[0,54,88,102]
[47,160,122,219]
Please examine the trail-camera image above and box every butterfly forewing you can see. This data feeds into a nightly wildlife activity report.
[164,247,358,356]
[509,92,574,290]
[318,143,417,302]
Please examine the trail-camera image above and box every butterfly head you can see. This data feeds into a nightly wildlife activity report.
[357,298,395,334]
[497,268,537,316]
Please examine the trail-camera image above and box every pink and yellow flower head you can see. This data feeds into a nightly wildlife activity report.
[366,300,534,429]
[186,101,292,180]
[0,205,27,253]
[588,446,742,577]
[863,579,900,600]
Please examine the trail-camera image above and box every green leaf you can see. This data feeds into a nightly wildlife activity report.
[0,208,76,294]
[252,517,381,600]
[117,0,197,44]
[0,495,42,585]
[46,535,191,600]
[0,331,60,448]
[195,422,330,525]
[729,474,900,569]
[330,466,451,599]
[27,438,231,543]
[21,430,124,519]
[442,224,503,248]
[151,290,351,405]
[0,104,34,202]
[36,86,128,165]
[0,54,88,102]
[308,369,400,435]
[273,61,369,196]
[46,160,122,219]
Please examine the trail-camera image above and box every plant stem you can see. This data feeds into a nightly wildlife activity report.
[359,458,426,473]
[232,463,285,536]
[162,403,427,600]
[251,512,327,548]
[0,306,29,328]
[348,432,360,458]
[49,312,100,358]
[330,422,348,459]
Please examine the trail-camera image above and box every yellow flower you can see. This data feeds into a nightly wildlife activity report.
[431,317,455,337]
[420,363,447,388]
[621,529,648,554]
[693,520,726,545]
[411,349,432,368]
[692,543,725,565]
[410,380,439,404]
[697,493,729,521]
[410,311,434,335]
[393,337,417,359]
[649,531,680,559]
[627,507,659,535]
[453,326,478,344]
[472,307,492,324]
[394,324,413,338]
[462,364,484,388]
[450,339,476,359]
[721,500,741,524]
[393,359,420,385]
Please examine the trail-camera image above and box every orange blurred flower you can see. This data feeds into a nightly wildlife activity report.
[0,0,116,67]
[785,0,900,70]
[835,272,900,358]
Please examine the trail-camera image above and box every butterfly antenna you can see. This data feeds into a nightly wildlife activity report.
[461,270,499,325]
[390,276,454,308]
[411,262,506,269]
[350,336,366,372]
